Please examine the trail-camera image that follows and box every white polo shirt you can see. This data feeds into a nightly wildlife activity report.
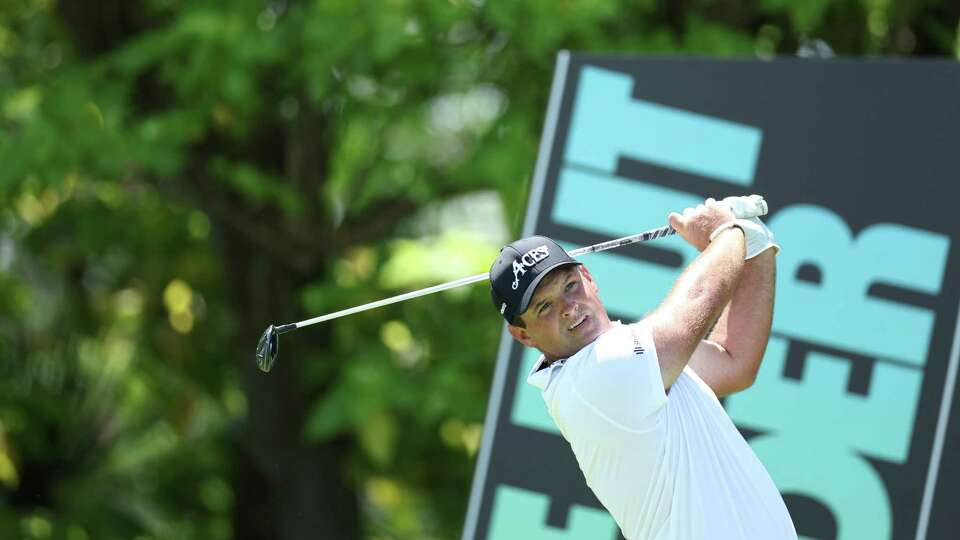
[527,321,797,540]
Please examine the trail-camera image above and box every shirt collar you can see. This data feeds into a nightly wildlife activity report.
[526,354,552,390]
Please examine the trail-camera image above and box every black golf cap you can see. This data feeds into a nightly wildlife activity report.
[489,236,581,324]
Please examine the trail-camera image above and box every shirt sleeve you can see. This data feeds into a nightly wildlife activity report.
[570,321,668,431]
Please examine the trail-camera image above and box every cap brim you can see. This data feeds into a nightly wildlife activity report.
[517,261,582,318]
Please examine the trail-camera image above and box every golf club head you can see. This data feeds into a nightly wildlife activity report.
[256,325,279,373]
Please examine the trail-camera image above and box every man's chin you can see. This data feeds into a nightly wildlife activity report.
[565,328,601,354]
[575,316,610,345]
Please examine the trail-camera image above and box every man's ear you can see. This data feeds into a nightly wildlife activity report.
[579,265,599,293]
[507,324,538,349]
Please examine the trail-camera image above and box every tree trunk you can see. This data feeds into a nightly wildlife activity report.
[223,230,359,540]
[55,2,362,535]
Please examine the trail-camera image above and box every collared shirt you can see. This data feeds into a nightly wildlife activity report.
[527,321,797,540]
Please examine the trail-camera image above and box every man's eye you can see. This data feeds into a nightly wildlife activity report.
[565,281,576,291]
[539,303,551,316]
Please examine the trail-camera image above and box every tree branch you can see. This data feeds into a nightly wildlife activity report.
[333,186,476,251]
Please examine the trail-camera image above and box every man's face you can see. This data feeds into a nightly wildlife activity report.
[507,265,612,360]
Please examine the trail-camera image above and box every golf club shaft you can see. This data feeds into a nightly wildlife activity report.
[285,225,675,332]
[281,271,490,332]
[282,194,768,331]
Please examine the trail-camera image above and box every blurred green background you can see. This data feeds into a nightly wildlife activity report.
[0,0,956,539]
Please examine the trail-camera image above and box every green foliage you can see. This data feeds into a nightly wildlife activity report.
[0,0,956,538]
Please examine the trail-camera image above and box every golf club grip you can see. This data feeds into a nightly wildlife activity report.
[569,226,676,257]
[569,194,767,258]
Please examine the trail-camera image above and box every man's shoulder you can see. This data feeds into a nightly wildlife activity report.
[553,320,650,378]
[591,320,647,357]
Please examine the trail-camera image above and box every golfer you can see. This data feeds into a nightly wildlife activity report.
[488,197,797,539]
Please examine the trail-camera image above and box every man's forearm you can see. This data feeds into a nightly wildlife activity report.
[708,248,776,386]
[648,228,746,387]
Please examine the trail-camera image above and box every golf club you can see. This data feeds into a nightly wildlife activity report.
[255,195,768,372]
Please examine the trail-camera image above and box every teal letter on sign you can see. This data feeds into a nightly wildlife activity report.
[487,485,618,540]
[727,206,950,540]
[512,347,558,433]
[566,66,762,183]
[726,338,902,539]
[770,205,949,364]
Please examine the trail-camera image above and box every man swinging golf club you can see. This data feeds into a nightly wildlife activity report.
[488,197,797,540]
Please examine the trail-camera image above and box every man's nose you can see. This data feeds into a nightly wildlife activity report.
[560,298,577,319]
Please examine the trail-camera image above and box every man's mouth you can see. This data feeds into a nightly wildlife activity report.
[568,314,588,332]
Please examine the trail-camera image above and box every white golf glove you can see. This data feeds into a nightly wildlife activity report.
[708,196,780,260]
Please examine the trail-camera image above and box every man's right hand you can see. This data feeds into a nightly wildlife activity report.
[668,198,737,252]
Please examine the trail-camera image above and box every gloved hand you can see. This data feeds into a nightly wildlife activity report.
[707,196,780,259]
[723,194,767,219]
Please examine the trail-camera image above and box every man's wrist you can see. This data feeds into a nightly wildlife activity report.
[713,218,780,260]
[740,217,780,259]
[709,221,745,242]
